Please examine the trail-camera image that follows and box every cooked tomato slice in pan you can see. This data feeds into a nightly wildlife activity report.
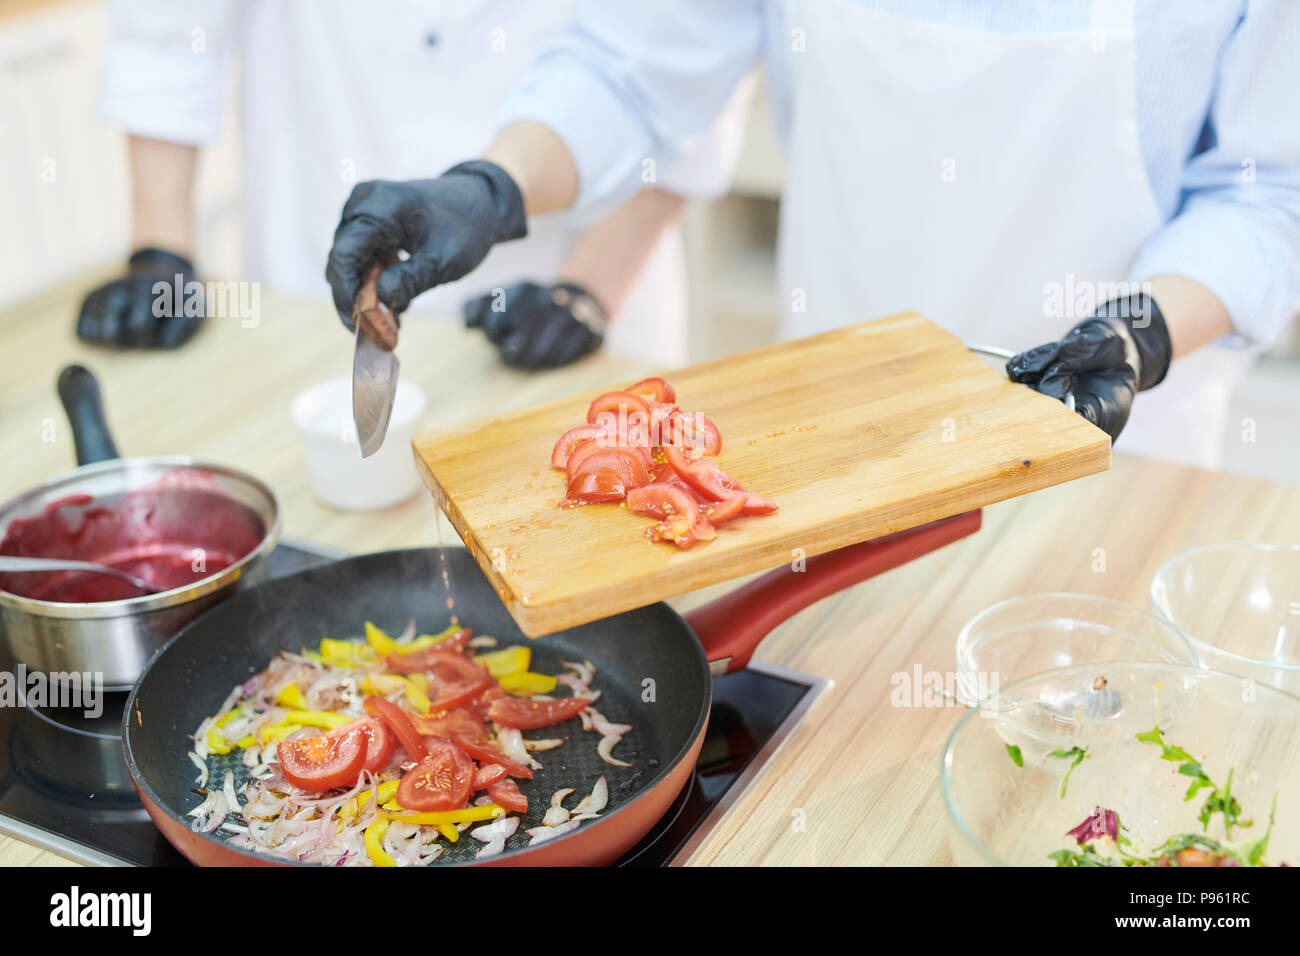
[354,717,396,772]
[488,695,591,730]
[486,777,529,814]
[277,723,370,791]
[473,763,509,789]
[384,632,472,673]
[364,696,427,762]
[396,738,476,812]
[452,734,534,779]
[412,707,485,740]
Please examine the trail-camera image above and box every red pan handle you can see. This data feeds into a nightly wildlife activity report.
[684,510,982,674]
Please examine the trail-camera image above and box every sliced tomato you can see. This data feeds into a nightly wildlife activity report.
[385,630,472,672]
[566,439,651,482]
[352,717,396,772]
[488,695,591,730]
[551,423,608,469]
[567,465,628,503]
[363,696,427,761]
[412,707,485,740]
[586,390,652,425]
[626,377,676,404]
[473,763,509,789]
[662,446,776,514]
[395,739,476,812]
[486,777,528,814]
[277,724,369,792]
[451,734,533,779]
[627,483,701,520]
[471,684,508,722]
[668,410,722,456]
[421,652,493,710]
[702,494,748,526]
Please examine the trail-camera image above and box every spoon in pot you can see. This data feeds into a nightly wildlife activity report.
[0,556,162,595]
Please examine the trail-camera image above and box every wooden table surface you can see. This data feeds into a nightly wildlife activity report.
[3,270,1298,866]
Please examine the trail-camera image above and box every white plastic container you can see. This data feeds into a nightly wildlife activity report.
[290,377,428,511]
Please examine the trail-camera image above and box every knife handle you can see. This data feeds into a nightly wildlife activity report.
[353,258,399,352]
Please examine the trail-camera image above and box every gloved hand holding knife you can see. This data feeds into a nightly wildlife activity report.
[325,160,528,455]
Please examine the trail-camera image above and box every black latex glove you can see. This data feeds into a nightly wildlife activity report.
[1006,293,1173,442]
[76,247,202,349]
[463,281,606,369]
[325,160,527,328]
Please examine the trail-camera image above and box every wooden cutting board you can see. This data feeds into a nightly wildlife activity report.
[413,313,1110,636]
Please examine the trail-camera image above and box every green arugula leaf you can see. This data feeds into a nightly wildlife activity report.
[1047,746,1089,799]
[1005,743,1023,767]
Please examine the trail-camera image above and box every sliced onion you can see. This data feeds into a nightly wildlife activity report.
[526,819,580,844]
[523,738,564,752]
[598,734,632,767]
[573,775,608,815]
[188,751,209,788]
[588,709,632,737]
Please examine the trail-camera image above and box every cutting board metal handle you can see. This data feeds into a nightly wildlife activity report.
[685,510,982,674]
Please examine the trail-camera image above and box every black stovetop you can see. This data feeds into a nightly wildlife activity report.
[0,541,822,867]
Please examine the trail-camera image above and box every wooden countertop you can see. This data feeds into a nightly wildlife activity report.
[3,271,1298,866]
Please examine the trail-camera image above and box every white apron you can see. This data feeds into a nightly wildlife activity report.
[777,0,1240,468]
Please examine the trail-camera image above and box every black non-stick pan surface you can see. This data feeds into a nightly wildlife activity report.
[124,547,711,865]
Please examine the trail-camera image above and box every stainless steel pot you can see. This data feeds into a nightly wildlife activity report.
[0,367,280,689]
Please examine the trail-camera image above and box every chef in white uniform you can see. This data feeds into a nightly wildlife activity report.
[82,0,750,368]
[325,0,1300,468]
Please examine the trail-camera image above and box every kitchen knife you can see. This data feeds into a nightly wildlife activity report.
[351,259,400,458]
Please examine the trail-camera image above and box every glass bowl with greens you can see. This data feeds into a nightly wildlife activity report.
[941,662,1300,866]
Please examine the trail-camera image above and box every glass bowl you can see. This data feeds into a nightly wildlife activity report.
[954,593,1198,705]
[1152,542,1300,695]
[941,662,1300,866]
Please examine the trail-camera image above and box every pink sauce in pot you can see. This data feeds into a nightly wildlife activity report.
[0,472,266,603]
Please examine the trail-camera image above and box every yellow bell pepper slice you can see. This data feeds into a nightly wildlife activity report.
[236,735,258,749]
[363,674,408,695]
[407,673,428,693]
[319,638,375,665]
[275,683,307,709]
[437,824,459,843]
[498,671,557,695]
[285,709,352,730]
[206,727,233,755]
[365,819,396,867]
[474,645,531,677]
[403,683,432,714]
[381,802,505,826]
[260,721,304,745]
[365,621,397,657]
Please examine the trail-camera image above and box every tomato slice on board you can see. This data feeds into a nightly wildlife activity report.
[451,734,534,779]
[661,446,777,514]
[488,695,591,730]
[486,777,528,814]
[702,494,749,526]
[626,377,676,404]
[364,696,428,762]
[473,763,509,789]
[412,707,486,740]
[395,739,476,812]
[551,423,610,469]
[566,439,651,482]
[385,630,472,672]
[586,390,652,426]
[567,465,628,503]
[627,483,702,520]
[277,724,370,792]
[667,410,722,456]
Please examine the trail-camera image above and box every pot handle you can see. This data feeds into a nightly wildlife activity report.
[58,364,121,465]
[684,510,982,674]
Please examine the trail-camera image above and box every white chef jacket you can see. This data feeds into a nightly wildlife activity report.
[498,0,1300,469]
[99,0,750,366]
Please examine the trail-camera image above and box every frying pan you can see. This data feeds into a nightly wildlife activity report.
[125,510,980,866]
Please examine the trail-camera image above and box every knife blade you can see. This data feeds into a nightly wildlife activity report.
[351,260,400,459]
